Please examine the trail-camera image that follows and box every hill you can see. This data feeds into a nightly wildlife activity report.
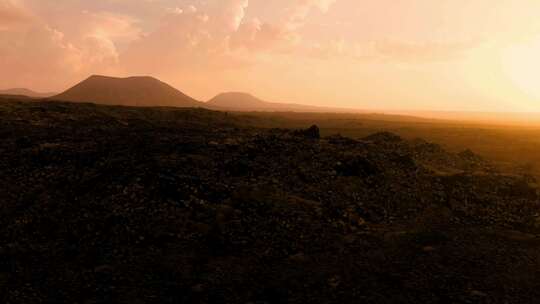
[0,88,56,98]
[52,75,203,107]
[1,100,540,303]
[207,92,359,113]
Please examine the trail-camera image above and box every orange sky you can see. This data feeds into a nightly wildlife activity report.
[2,0,540,111]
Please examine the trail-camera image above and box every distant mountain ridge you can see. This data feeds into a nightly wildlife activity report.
[49,75,360,112]
[0,88,56,98]
[207,92,361,113]
[207,92,270,109]
[52,75,203,108]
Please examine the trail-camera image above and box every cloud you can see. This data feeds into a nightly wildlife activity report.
[229,0,338,52]
[78,11,142,43]
[120,0,319,75]
[0,0,33,30]
[231,18,298,51]
[306,38,478,63]
[365,39,478,62]
[1,25,80,88]
[1,0,481,94]
[120,4,230,74]
[217,0,249,31]
[227,0,339,52]
[0,0,342,91]
[0,0,78,79]
[286,0,337,29]
[0,1,130,90]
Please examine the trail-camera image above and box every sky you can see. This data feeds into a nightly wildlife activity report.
[2,0,540,112]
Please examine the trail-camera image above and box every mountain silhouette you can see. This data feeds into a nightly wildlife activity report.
[207,92,359,113]
[52,75,203,107]
[207,92,269,109]
[0,88,56,98]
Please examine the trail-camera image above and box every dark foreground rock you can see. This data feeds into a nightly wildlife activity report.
[1,100,540,303]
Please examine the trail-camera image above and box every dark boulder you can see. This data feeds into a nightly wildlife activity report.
[295,125,320,139]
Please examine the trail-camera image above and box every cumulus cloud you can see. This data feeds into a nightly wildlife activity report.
[120,0,321,74]
[77,11,142,44]
[121,4,242,74]
[0,0,344,92]
[231,18,298,51]
[2,0,480,94]
[0,0,133,89]
[218,0,249,31]
[227,0,337,51]
[58,11,142,66]
[286,0,337,29]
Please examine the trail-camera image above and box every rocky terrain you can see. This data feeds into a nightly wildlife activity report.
[1,99,540,303]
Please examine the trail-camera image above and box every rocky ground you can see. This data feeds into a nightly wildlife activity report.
[1,100,540,303]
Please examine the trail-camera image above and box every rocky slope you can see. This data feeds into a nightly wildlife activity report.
[1,100,540,303]
[53,75,203,108]
[207,92,358,113]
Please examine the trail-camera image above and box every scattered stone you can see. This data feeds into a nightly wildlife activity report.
[1,100,539,303]
[470,290,488,298]
[422,246,436,252]
[288,252,306,263]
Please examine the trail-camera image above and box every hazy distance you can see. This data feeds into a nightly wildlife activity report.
[3,73,540,127]
[2,0,540,114]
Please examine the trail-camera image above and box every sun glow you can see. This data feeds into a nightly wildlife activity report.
[501,37,540,103]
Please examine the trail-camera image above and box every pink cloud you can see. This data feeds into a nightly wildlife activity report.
[120,5,230,73]
[0,1,131,90]
[1,0,482,94]
[0,0,343,91]
[217,0,249,31]
[305,38,479,63]
[231,18,298,51]
[1,25,80,88]
[286,0,337,29]
[0,0,33,30]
